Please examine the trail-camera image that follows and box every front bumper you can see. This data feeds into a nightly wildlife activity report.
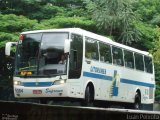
[14,84,68,98]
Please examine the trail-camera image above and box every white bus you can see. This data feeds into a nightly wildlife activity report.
[5,28,155,109]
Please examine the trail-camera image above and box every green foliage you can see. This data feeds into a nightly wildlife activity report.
[155,63,160,101]
[0,14,38,48]
[28,5,65,21]
[132,21,156,50]
[85,0,140,45]
[133,0,160,24]
[44,0,85,7]
[0,0,86,21]
[150,15,160,26]
[150,28,160,101]
[0,14,39,100]
[0,0,40,15]
[151,28,160,63]
[0,14,36,32]
[0,32,18,48]
[34,16,96,32]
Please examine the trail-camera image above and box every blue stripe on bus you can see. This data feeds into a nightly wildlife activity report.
[83,71,155,88]
[83,72,112,81]
[120,79,155,88]
[23,82,53,87]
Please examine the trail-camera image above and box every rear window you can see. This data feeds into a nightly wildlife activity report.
[135,53,144,71]
[144,56,153,73]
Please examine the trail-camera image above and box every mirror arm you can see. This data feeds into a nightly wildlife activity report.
[5,42,17,56]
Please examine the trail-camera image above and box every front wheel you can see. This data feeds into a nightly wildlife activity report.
[81,86,93,106]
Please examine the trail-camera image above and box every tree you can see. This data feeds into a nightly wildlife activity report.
[0,14,38,46]
[85,0,141,45]
[0,0,87,21]
[0,14,38,100]
[131,21,156,50]
[33,16,96,32]
[149,27,160,101]
[151,28,160,64]
[133,0,160,24]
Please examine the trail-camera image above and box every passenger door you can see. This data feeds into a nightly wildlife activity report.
[69,34,83,79]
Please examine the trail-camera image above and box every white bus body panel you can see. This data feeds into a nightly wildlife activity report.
[81,60,155,104]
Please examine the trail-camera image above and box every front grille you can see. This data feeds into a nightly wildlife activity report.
[22,82,53,87]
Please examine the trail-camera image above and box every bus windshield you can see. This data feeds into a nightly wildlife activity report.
[15,32,68,77]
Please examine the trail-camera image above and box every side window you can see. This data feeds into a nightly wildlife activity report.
[135,53,144,71]
[144,56,153,73]
[99,42,112,63]
[124,50,134,69]
[85,37,99,60]
[112,46,124,66]
[69,34,83,79]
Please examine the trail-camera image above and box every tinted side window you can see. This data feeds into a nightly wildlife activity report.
[124,50,134,69]
[99,42,112,63]
[85,37,99,60]
[112,46,124,66]
[69,34,83,79]
[135,53,144,71]
[144,56,153,73]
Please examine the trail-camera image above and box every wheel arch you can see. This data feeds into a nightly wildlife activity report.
[84,80,95,100]
[135,88,141,100]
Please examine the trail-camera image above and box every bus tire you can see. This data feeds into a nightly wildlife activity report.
[132,92,141,110]
[81,85,93,106]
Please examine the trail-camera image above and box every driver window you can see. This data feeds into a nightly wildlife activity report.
[43,48,59,64]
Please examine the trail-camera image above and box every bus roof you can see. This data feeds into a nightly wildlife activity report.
[21,28,151,56]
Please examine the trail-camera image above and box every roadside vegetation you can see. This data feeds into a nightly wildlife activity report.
[0,0,160,101]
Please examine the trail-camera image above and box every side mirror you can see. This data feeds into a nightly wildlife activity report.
[5,42,17,56]
[64,39,72,53]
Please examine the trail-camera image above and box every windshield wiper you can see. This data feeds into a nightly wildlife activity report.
[19,66,37,71]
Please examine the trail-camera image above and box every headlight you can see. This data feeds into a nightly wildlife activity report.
[54,79,66,85]
[14,81,22,86]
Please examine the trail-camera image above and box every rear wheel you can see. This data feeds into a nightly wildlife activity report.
[130,92,141,110]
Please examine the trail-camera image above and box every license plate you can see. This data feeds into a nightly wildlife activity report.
[33,90,42,94]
